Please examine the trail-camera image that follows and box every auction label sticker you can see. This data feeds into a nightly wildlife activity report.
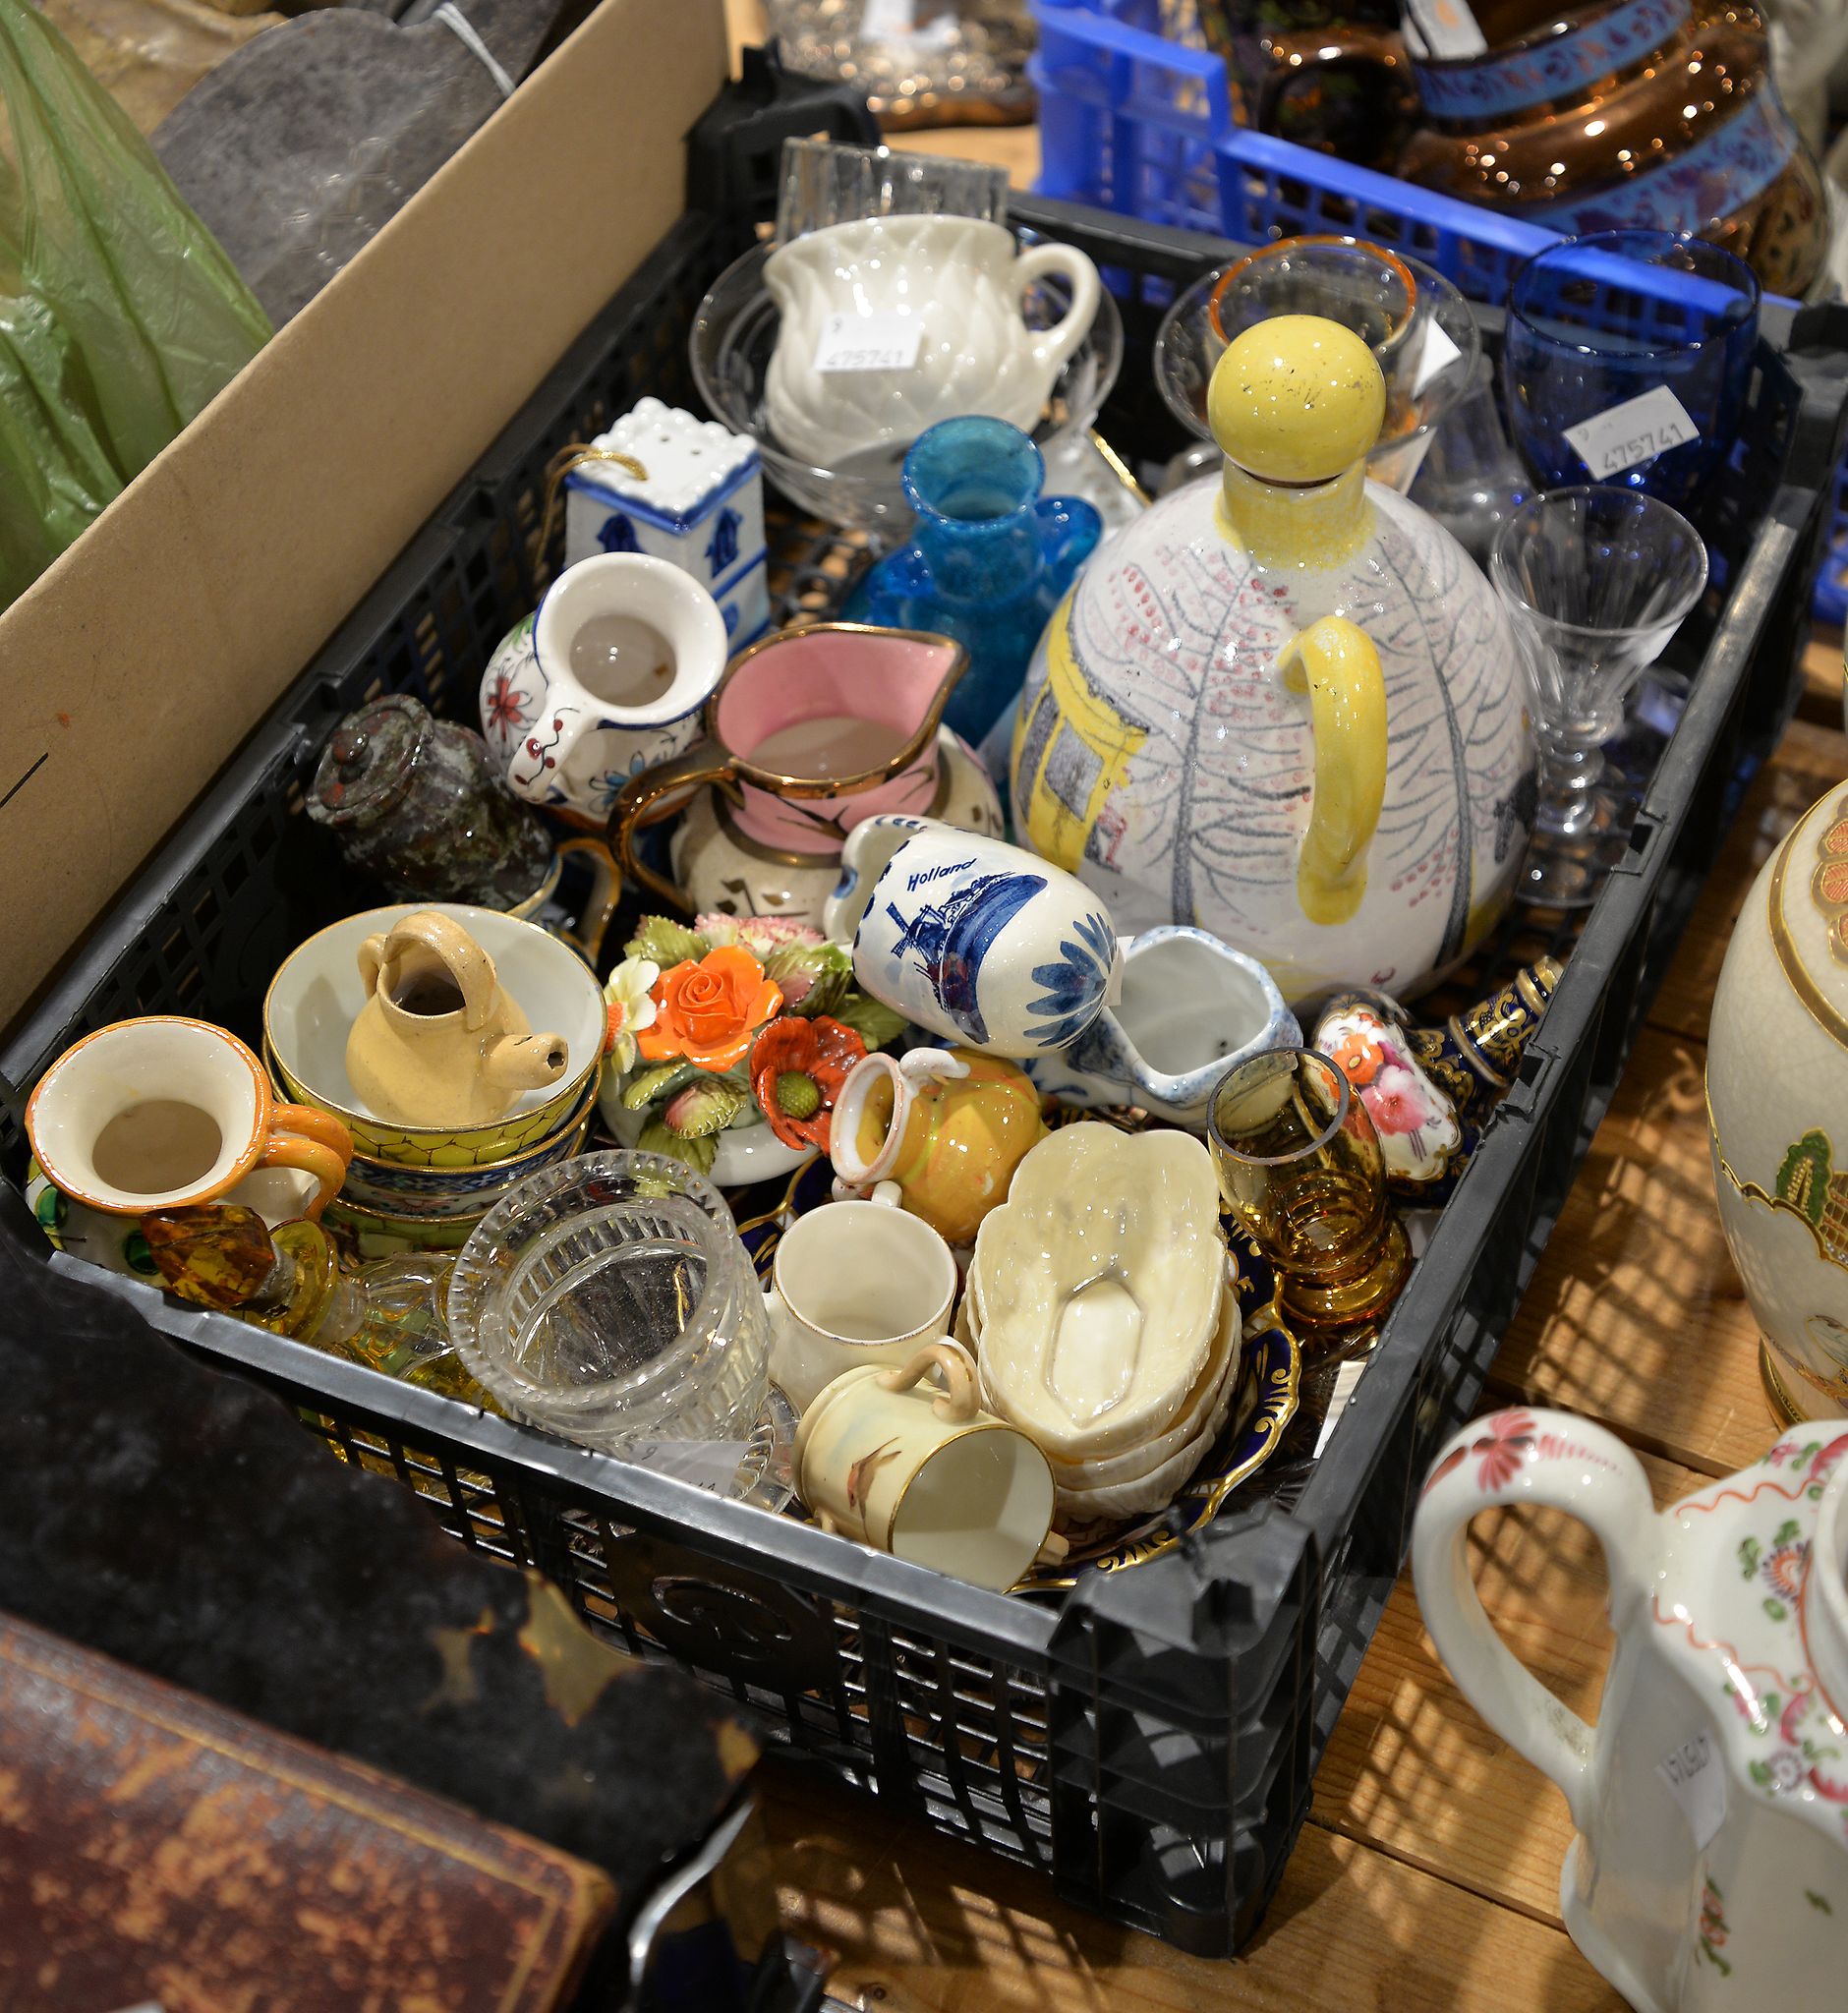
[815,312,924,374]
[1562,386,1700,480]
[1656,1728,1727,1849]
[1412,316,1465,396]
[1402,0,1489,58]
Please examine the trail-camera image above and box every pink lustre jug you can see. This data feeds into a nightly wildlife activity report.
[611,623,1001,922]
[1414,1408,1848,2009]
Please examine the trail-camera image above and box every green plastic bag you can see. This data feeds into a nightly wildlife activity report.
[0,0,269,611]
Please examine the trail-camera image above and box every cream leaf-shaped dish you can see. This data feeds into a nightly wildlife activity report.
[1044,1278,1242,1489]
[1053,1289,1244,1521]
[973,1123,1226,1463]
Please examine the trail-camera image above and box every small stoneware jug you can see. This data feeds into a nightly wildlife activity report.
[795,1339,1066,1590]
[824,814,1123,1059]
[480,552,730,828]
[345,911,568,1129]
[830,1046,1045,1247]
[1415,1409,1848,2012]
[762,214,1101,470]
[1031,927,1299,1128]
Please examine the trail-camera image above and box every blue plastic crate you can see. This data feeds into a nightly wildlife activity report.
[1031,0,1557,297]
[1029,0,1848,625]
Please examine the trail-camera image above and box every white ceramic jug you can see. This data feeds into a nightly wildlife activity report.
[1414,1407,1848,2010]
[762,214,1100,471]
[479,552,729,827]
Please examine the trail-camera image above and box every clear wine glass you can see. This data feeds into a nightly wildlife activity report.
[1491,486,1707,908]
[775,138,1010,244]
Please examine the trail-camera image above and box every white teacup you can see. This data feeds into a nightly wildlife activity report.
[795,1340,1064,1590]
[766,1187,957,1412]
[762,214,1101,471]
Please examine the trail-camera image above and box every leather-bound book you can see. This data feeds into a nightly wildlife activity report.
[0,1610,617,2011]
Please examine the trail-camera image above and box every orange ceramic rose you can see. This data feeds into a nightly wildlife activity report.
[637,945,783,1073]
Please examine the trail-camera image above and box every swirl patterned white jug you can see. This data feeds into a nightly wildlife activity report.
[1011,314,1535,1006]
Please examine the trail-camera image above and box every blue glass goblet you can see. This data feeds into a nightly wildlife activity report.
[1503,232,1759,510]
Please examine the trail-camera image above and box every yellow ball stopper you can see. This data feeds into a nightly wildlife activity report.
[1207,314,1386,484]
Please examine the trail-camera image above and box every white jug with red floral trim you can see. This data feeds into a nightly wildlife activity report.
[1413,1409,1848,2011]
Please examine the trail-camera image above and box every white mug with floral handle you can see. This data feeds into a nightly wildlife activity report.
[1413,1406,1848,2011]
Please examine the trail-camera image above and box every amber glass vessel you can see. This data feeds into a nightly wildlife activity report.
[1399,0,1825,295]
[1207,1049,1411,1341]
[1197,0,1420,169]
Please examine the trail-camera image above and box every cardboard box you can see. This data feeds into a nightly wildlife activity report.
[0,0,727,1034]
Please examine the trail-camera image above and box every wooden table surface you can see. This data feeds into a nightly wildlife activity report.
[704,32,1847,1995]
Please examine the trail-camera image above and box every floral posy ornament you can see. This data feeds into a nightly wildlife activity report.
[598,914,904,1180]
[1314,995,1463,1196]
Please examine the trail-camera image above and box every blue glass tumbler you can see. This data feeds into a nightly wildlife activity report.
[844,417,1102,747]
[1502,232,1759,510]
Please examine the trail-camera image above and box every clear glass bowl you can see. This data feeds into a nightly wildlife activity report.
[689,237,1124,539]
[447,1151,770,1459]
[1153,237,1480,494]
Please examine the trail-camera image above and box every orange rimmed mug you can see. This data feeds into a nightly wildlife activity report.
[27,1016,354,1223]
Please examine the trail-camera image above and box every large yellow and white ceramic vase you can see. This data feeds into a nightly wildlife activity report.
[1011,315,1534,1005]
[1709,783,1848,1422]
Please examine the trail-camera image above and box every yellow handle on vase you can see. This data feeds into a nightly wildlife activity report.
[1279,615,1387,927]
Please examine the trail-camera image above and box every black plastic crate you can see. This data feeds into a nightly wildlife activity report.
[5,133,1848,1957]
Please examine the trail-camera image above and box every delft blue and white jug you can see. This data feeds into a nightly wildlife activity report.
[825,815,1121,1060]
[1011,315,1535,1006]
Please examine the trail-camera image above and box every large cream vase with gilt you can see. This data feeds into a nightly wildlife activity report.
[1708,780,1848,1422]
[1011,314,1534,1006]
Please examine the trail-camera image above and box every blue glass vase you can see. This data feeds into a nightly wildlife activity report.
[844,418,1103,746]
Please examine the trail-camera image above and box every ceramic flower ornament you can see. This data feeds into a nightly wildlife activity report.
[751,1016,867,1152]
[639,945,784,1073]
[602,956,660,1076]
[599,914,905,1181]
